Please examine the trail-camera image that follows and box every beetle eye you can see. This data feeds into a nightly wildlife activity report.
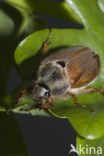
[44,91,50,97]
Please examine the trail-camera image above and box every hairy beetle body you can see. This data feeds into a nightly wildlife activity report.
[37,46,100,95]
[32,46,101,110]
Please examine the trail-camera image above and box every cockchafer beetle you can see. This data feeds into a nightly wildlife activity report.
[15,29,104,112]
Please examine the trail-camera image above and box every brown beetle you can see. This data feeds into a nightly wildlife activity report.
[31,29,104,111]
[16,29,104,112]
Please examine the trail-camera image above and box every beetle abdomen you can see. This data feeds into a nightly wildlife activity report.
[66,47,100,88]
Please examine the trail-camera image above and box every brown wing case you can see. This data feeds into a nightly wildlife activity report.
[66,47,100,88]
[41,46,84,64]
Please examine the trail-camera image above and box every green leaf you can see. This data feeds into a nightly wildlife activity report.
[5,0,81,23]
[77,136,104,155]
[14,0,104,140]
[14,29,82,77]
[97,0,104,13]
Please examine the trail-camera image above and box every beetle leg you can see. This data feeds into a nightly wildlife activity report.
[20,102,54,111]
[6,89,27,114]
[16,89,27,106]
[19,98,42,111]
[67,92,94,112]
[20,96,55,111]
[80,87,104,95]
[40,96,55,109]
[40,103,54,109]
[16,86,33,106]
[42,28,52,56]
[20,104,39,111]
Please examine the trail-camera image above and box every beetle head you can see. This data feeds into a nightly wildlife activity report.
[32,83,50,100]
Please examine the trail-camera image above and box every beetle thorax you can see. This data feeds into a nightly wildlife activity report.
[35,63,69,97]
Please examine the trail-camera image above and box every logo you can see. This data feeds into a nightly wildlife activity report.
[69,144,102,155]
